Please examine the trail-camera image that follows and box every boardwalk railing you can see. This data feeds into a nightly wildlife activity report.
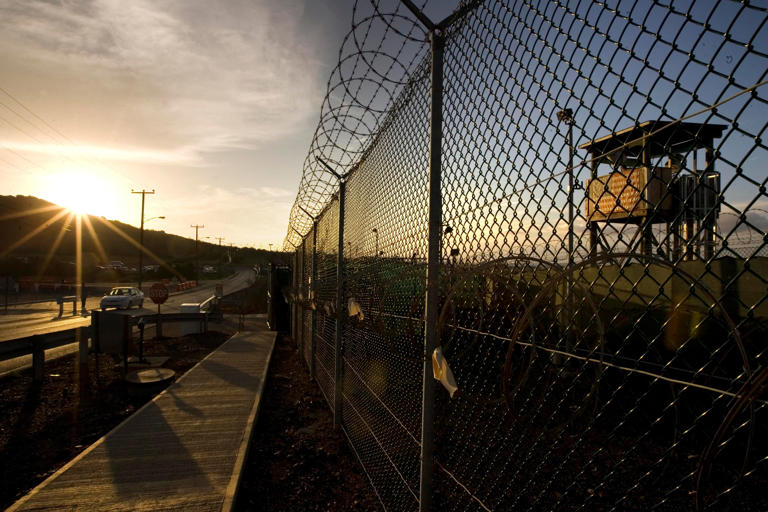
[0,327,89,381]
[1,307,222,380]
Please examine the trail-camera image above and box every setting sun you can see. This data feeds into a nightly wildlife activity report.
[39,167,120,218]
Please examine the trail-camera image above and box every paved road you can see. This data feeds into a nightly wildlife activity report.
[0,269,254,376]
[0,269,253,342]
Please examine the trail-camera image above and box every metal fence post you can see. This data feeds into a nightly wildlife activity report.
[334,180,346,427]
[292,250,298,344]
[310,221,318,379]
[298,239,305,355]
[420,29,444,512]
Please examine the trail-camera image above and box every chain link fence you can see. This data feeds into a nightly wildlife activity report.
[286,1,768,510]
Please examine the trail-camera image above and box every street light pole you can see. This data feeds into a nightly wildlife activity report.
[191,224,204,285]
[132,189,155,292]
[214,237,225,262]
[557,108,575,265]
[557,108,575,356]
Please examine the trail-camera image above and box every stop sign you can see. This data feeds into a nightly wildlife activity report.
[149,283,169,305]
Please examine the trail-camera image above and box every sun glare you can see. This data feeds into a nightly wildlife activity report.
[39,168,119,218]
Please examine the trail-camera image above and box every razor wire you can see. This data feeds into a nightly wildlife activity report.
[286,0,768,510]
[283,0,432,249]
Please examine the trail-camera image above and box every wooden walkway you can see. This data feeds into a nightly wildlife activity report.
[9,328,276,512]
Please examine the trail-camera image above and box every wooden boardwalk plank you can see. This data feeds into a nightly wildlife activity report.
[9,329,276,512]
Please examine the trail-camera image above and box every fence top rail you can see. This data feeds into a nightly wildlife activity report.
[130,312,213,327]
[0,327,86,362]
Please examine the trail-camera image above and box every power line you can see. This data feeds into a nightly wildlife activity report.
[0,85,76,144]
[0,83,123,175]
[0,107,48,144]
[0,140,49,170]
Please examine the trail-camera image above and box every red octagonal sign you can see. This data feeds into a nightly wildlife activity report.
[149,282,169,305]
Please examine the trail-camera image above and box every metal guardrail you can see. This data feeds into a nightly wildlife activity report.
[0,327,85,361]
[199,295,218,312]
[0,327,89,381]
[56,296,78,318]
[128,312,220,326]
[131,312,222,335]
[1,306,223,378]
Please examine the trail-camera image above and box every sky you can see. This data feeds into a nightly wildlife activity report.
[0,0,355,249]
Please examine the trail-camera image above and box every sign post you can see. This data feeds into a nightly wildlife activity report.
[149,283,169,339]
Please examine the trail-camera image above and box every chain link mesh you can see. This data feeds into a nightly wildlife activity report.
[286,0,767,510]
[314,199,340,407]
[339,60,431,509]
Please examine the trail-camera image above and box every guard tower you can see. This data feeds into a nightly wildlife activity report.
[579,120,726,262]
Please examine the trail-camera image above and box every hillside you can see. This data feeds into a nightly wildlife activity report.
[0,195,286,281]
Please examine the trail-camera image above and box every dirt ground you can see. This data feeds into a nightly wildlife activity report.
[235,334,380,511]
[0,330,231,510]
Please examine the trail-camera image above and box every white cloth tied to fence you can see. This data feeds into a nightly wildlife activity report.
[432,347,458,398]
[348,297,364,320]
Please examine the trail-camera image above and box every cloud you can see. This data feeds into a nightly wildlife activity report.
[158,184,293,245]
[1,140,198,165]
[0,0,350,246]
[719,207,768,244]
[242,186,295,198]
[0,0,326,157]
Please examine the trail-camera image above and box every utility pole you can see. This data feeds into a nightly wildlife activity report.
[190,224,204,285]
[215,237,225,262]
[132,189,155,292]
[227,242,235,263]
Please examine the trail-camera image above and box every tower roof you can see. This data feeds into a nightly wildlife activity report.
[579,120,727,166]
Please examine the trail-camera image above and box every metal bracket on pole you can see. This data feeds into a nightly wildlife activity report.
[435,0,483,29]
[317,157,344,180]
[401,0,481,32]
[298,205,316,221]
[400,0,436,30]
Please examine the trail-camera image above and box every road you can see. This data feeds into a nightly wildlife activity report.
[0,269,254,376]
